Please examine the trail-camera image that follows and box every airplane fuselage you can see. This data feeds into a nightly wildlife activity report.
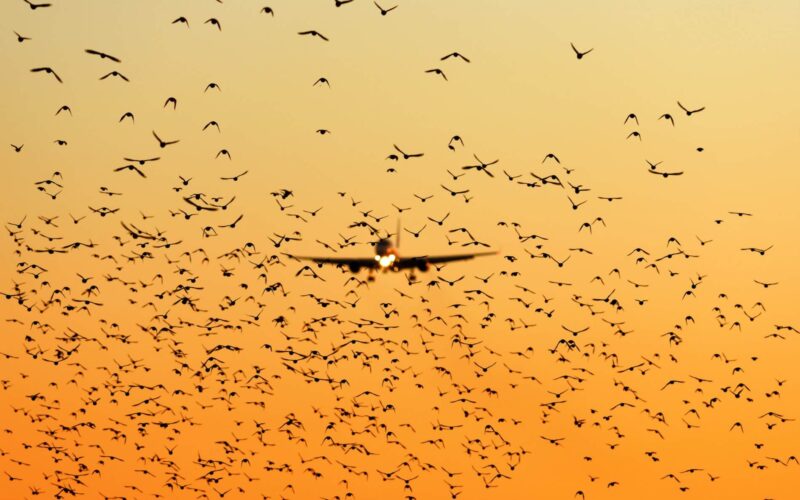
[372,238,403,272]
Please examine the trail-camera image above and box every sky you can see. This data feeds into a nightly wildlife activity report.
[1,0,799,499]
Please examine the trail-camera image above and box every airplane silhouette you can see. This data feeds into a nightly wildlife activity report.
[289,221,495,277]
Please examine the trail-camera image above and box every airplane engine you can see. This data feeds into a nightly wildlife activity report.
[416,261,429,272]
[349,263,361,273]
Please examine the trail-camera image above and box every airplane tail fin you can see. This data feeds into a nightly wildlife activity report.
[396,219,401,249]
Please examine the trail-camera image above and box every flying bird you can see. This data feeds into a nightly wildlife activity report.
[441,52,470,63]
[85,49,121,63]
[425,68,448,80]
[23,0,51,10]
[298,30,329,41]
[14,31,31,43]
[374,1,398,15]
[152,130,180,148]
[570,42,593,59]
[30,66,62,83]
[677,101,706,116]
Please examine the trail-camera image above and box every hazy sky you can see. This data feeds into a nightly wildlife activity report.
[1,1,799,498]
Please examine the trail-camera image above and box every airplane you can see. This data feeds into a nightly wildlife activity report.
[289,222,496,279]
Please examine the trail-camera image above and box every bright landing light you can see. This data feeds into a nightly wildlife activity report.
[378,254,396,268]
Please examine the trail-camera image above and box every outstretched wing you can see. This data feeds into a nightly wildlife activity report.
[398,251,497,269]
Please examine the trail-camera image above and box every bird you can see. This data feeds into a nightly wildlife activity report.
[425,68,448,80]
[677,101,705,116]
[113,164,146,178]
[99,70,129,82]
[205,18,222,30]
[627,131,642,140]
[152,130,180,148]
[221,170,249,181]
[648,168,684,178]
[298,30,329,41]
[542,153,560,164]
[448,135,464,151]
[202,121,221,132]
[30,67,62,83]
[123,157,160,166]
[570,43,593,59]
[441,52,471,63]
[85,49,122,63]
[462,154,498,178]
[393,144,424,159]
[754,280,778,288]
[23,0,52,10]
[374,1,398,15]
[14,31,31,43]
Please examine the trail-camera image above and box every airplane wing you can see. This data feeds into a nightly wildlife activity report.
[397,251,497,269]
[288,255,378,271]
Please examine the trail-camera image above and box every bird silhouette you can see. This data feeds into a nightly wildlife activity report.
[374,1,398,16]
[677,101,706,116]
[570,42,593,59]
[152,130,180,148]
[23,0,51,10]
[85,49,122,63]
[14,31,31,43]
[298,30,329,41]
[441,52,471,63]
[425,68,448,80]
[30,66,62,83]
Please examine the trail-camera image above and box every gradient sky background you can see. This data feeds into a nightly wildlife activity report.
[1,1,799,499]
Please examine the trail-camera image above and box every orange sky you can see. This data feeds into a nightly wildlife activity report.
[1,1,799,499]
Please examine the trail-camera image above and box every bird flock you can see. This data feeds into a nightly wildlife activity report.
[2,1,798,499]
